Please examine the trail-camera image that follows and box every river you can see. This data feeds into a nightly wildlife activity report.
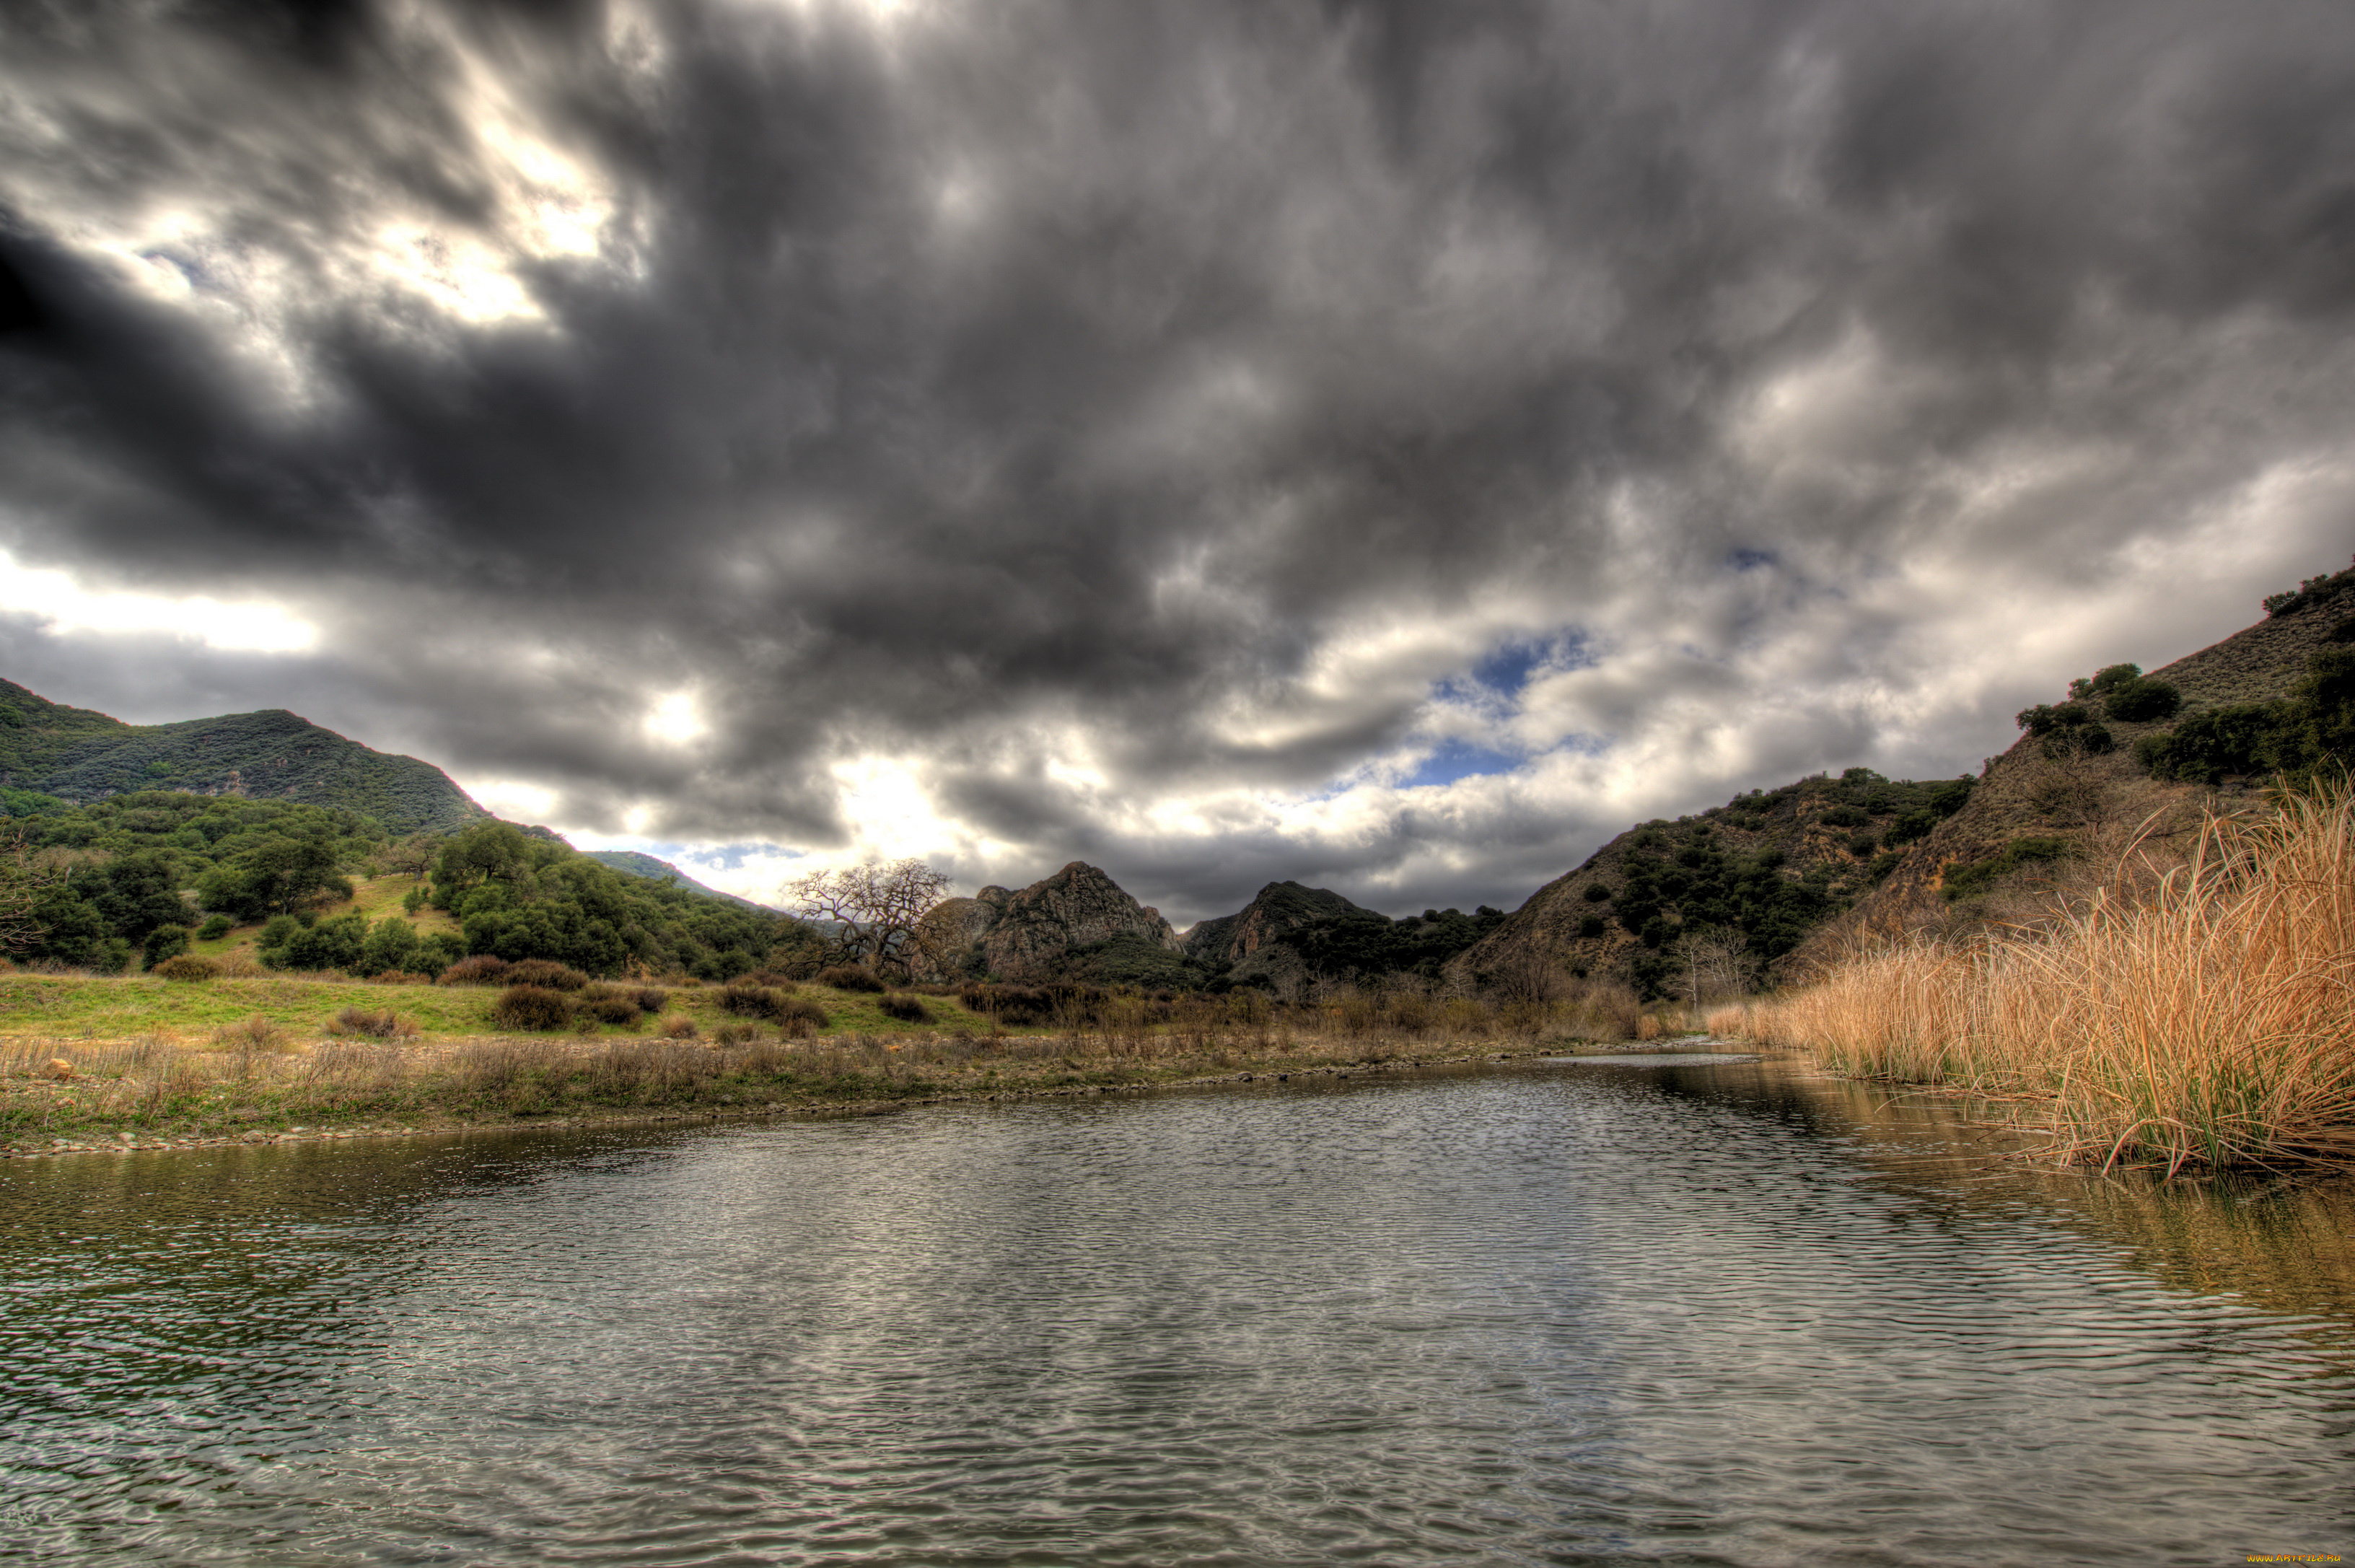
[2,1053,2350,1565]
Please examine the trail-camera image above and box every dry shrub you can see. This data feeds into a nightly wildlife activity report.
[152,954,221,982]
[1634,1014,1665,1041]
[579,989,646,1027]
[720,983,785,1019]
[776,995,828,1029]
[437,955,512,986]
[330,1006,416,1040]
[817,965,886,993]
[659,1014,699,1040]
[372,970,434,986]
[214,1015,294,1053]
[632,986,669,1013]
[492,984,576,1031]
[729,969,799,991]
[213,948,267,978]
[1747,787,2355,1171]
[504,958,590,991]
[879,992,929,1022]
[712,1021,760,1046]
[1703,1004,1750,1038]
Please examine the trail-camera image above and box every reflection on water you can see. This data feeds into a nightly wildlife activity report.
[1,1056,2349,1566]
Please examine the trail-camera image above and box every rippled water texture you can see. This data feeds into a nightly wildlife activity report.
[4,1056,2352,1565]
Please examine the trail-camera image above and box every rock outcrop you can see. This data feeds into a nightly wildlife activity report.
[1183,880,1372,965]
[908,864,1179,981]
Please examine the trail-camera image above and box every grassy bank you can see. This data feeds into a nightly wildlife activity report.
[0,987,1686,1154]
[1725,787,2355,1173]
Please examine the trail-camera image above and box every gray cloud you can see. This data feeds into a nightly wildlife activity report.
[2,0,2353,921]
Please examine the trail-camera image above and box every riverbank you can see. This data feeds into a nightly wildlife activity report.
[1721,786,2355,1174]
[1,1024,1694,1157]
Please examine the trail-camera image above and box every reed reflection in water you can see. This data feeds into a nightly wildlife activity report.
[1,1055,2350,1565]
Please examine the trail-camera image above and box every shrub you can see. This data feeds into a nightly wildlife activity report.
[331,1007,415,1039]
[142,925,193,970]
[1942,837,2074,902]
[372,970,434,986]
[1580,883,1611,902]
[2102,678,2182,723]
[195,914,234,942]
[1576,914,1607,939]
[1819,805,1869,828]
[728,969,799,991]
[491,984,576,1031]
[437,954,512,986]
[152,954,221,981]
[632,986,669,1013]
[712,1022,759,1046]
[879,992,929,1022]
[817,965,886,992]
[582,991,646,1027]
[2327,615,2355,644]
[776,996,828,1033]
[503,958,589,991]
[2016,701,2094,737]
[720,983,787,1019]
[214,1015,291,1052]
[357,916,421,978]
[659,1014,699,1039]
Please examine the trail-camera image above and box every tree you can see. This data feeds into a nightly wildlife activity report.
[783,859,952,978]
[0,828,59,954]
[1670,927,1753,1006]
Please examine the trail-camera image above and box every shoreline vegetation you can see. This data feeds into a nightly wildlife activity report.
[0,981,1698,1157]
[1719,784,2355,1175]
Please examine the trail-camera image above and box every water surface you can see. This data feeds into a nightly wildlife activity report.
[3,1055,2350,1565]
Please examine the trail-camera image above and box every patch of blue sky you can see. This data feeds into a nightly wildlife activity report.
[1402,739,1525,789]
[615,841,799,871]
[1727,547,1777,571]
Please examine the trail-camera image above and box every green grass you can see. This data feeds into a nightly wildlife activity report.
[0,971,1003,1043]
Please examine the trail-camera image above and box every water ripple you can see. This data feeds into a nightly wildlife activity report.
[1,1059,2350,1565]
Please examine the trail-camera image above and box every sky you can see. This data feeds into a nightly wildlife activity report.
[1,0,2351,925]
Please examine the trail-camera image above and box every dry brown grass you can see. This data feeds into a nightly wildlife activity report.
[1739,787,2355,1172]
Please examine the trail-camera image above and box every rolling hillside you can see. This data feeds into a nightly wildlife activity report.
[0,680,487,836]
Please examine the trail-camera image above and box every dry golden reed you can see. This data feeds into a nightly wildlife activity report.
[1739,786,2355,1172]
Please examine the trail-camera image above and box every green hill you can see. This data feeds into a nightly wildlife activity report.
[584,850,771,911]
[0,680,486,836]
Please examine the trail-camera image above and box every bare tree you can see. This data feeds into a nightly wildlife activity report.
[1669,927,1753,1006]
[782,859,952,978]
[0,828,59,955]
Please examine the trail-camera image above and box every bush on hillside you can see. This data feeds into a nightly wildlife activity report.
[720,983,790,1019]
[2102,678,2181,723]
[142,925,192,970]
[502,958,589,991]
[437,954,512,986]
[1580,883,1610,902]
[817,965,886,992]
[879,992,929,1022]
[152,954,220,981]
[331,1007,415,1039]
[492,984,576,1031]
[196,914,233,941]
[580,991,646,1027]
[632,986,669,1013]
[728,969,799,991]
[262,911,368,972]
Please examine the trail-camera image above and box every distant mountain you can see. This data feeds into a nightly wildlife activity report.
[0,680,487,836]
[584,849,771,911]
[911,862,1193,985]
[1447,771,1975,999]
[1184,880,1370,964]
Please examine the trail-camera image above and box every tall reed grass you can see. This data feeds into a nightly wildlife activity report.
[1739,786,2355,1172]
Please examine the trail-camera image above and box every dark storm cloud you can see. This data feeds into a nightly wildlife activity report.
[3,0,2354,919]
